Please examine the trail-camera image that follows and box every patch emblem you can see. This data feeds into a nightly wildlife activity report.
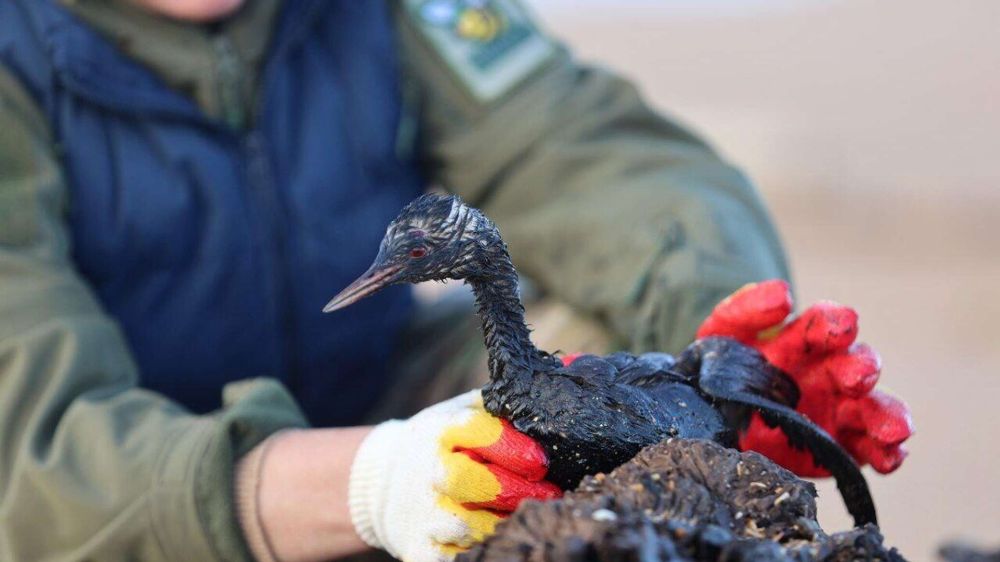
[407,0,556,102]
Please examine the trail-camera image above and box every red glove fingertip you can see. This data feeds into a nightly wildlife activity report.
[820,343,882,398]
[794,302,858,350]
[862,391,915,446]
[836,392,914,447]
[766,303,858,371]
[697,280,793,341]
[869,443,909,474]
[841,433,909,474]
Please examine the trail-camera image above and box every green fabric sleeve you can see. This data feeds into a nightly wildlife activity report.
[395,11,791,354]
[0,67,309,562]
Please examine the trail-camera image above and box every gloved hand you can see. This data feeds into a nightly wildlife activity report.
[348,390,561,562]
[696,280,914,476]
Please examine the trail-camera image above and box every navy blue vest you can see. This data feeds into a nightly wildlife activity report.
[0,0,424,426]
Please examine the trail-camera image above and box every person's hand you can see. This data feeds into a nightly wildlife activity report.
[696,279,914,476]
[348,389,561,562]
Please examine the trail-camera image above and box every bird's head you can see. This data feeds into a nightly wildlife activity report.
[323,194,496,312]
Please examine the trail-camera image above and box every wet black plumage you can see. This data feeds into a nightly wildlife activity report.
[324,194,877,527]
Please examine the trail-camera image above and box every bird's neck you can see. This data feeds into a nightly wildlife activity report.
[466,240,547,384]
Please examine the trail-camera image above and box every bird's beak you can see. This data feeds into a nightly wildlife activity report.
[323,262,402,313]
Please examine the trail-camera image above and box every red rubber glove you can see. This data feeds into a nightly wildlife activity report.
[696,280,914,476]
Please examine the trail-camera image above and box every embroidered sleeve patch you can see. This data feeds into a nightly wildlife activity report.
[405,0,556,103]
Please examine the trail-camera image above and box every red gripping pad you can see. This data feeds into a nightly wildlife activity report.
[462,460,563,512]
[461,419,563,513]
[464,419,552,482]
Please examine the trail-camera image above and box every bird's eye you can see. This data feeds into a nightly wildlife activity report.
[410,248,427,259]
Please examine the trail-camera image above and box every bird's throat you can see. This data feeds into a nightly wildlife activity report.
[466,243,547,385]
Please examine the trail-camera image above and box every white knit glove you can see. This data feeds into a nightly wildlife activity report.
[348,390,561,562]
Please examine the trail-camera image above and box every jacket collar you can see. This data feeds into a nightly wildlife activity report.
[24,0,325,124]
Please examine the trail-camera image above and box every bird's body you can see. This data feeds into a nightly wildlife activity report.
[484,350,733,488]
[325,194,877,527]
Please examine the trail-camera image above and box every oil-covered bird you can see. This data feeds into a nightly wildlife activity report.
[324,194,878,527]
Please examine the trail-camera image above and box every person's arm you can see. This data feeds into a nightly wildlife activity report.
[394,3,790,354]
[235,427,373,562]
[0,67,307,562]
[236,389,562,562]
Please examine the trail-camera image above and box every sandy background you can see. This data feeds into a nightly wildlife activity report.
[525,0,1000,558]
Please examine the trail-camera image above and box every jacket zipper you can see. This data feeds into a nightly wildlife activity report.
[213,35,246,130]
[242,132,298,388]
[214,34,298,388]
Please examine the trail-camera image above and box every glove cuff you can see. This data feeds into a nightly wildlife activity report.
[348,420,406,553]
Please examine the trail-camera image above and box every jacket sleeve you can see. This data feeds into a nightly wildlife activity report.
[394,8,791,354]
[0,68,308,562]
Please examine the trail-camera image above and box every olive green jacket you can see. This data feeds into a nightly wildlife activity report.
[0,1,788,560]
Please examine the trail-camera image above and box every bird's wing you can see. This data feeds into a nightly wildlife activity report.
[612,352,690,388]
[679,338,800,408]
[557,354,618,390]
[697,369,877,527]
